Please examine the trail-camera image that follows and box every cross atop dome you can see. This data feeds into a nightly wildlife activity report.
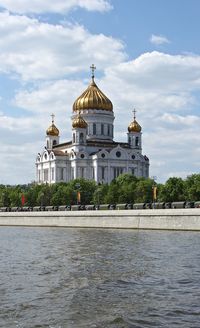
[51,113,55,124]
[90,64,96,79]
[132,109,136,120]
[46,113,59,136]
[128,108,141,133]
[73,64,113,112]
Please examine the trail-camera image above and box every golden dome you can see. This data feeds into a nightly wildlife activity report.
[128,120,141,133]
[72,112,87,129]
[46,114,59,136]
[73,65,113,112]
[128,110,142,133]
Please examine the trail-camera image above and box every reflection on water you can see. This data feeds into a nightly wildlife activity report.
[0,227,200,327]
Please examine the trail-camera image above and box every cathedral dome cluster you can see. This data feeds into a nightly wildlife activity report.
[37,65,149,185]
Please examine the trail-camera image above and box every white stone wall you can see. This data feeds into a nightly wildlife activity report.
[36,143,149,184]
[1,209,200,231]
[72,109,115,141]
[36,103,149,184]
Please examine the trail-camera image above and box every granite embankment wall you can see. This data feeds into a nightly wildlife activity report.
[1,208,200,230]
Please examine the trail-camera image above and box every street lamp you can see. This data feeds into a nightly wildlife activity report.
[151,176,157,209]
[40,191,44,208]
[75,183,81,204]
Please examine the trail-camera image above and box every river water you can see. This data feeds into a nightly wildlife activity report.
[0,227,200,328]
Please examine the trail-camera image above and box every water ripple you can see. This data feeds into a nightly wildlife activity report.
[0,227,200,327]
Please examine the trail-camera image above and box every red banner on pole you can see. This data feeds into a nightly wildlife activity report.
[21,194,26,206]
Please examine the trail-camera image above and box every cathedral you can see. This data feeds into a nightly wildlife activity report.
[36,65,149,184]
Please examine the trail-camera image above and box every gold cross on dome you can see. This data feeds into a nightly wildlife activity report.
[132,109,136,120]
[90,64,96,78]
[51,113,55,123]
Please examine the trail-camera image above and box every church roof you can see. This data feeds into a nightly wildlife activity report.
[128,110,142,133]
[73,65,113,112]
[46,114,59,136]
[72,112,87,129]
[128,120,141,133]
[52,150,67,156]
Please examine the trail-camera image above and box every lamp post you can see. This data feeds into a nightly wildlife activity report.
[75,183,81,205]
[151,176,157,209]
[1,192,5,207]
[40,191,44,208]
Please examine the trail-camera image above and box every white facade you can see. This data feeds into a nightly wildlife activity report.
[36,74,149,184]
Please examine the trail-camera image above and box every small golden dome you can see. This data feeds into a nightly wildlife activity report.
[73,65,113,112]
[128,110,142,133]
[72,112,87,129]
[46,114,59,136]
[128,120,141,133]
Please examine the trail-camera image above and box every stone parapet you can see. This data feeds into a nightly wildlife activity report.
[1,208,200,230]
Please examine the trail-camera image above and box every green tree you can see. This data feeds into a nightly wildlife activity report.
[25,184,42,206]
[104,180,119,204]
[9,186,22,206]
[93,183,109,205]
[115,173,138,203]
[184,174,200,201]
[50,184,73,205]
[69,178,97,204]
[0,188,10,206]
[134,178,154,203]
[36,184,52,206]
[159,177,185,202]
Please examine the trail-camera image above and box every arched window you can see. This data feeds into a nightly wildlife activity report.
[93,123,96,135]
[136,137,139,147]
[108,124,110,136]
[101,124,104,135]
[80,167,84,178]
[102,167,105,179]
[53,140,57,146]
[80,132,84,143]
[73,133,75,143]
[111,125,113,137]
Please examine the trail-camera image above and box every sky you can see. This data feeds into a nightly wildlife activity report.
[1,0,200,184]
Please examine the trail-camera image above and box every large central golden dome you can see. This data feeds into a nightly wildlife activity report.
[73,71,113,112]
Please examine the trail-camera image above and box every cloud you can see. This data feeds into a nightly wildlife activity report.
[150,34,170,45]
[0,0,112,14]
[147,124,200,182]
[0,141,41,184]
[102,51,200,120]
[0,12,125,81]
[14,79,87,138]
[0,11,200,183]
[99,52,200,182]
[5,49,200,184]
[160,113,200,127]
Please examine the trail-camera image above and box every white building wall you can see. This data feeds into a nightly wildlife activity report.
[71,109,115,141]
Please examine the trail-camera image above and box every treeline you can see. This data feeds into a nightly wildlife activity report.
[0,173,200,207]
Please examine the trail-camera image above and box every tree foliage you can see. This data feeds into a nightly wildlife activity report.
[1,173,200,207]
[159,177,185,202]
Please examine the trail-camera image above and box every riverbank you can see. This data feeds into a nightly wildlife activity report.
[1,208,200,230]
